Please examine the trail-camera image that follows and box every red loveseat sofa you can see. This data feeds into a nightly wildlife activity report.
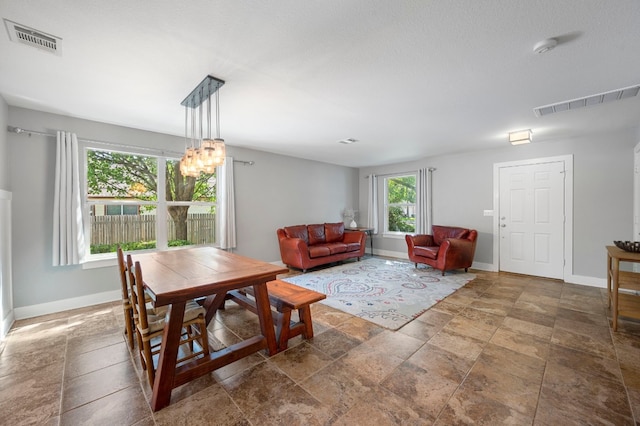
[405,225,477,275]
[277,222,366,272]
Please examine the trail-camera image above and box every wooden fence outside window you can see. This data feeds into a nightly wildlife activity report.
[91,213,216,245]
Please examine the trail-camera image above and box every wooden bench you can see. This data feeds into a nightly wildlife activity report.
[227,280,326,352]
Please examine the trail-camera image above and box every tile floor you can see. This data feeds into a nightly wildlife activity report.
[2,263,640,425]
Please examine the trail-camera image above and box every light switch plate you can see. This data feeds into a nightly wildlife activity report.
[483,210,494,216]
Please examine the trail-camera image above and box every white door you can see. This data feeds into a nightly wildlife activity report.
[499,161,565,279]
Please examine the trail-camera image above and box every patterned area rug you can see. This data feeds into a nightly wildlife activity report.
[281,257,475,330]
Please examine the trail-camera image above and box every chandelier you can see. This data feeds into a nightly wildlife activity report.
[179,75,226,177]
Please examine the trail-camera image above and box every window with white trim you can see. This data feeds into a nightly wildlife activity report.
[383,173,416,235]
[83,147,217,257]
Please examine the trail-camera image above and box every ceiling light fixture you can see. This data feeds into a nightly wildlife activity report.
[509,129,532,145]
[533,38,558,54]
[179,75,226,177]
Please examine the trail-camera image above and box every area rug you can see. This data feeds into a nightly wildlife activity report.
[281,257,475,330]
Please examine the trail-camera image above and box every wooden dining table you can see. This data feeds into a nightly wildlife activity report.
[133,246,288,411]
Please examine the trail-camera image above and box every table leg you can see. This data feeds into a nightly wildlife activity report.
[203,292,228,325]
[612,258,620,332]
[252,282,278,356]
[607,253,612,308]
[151,301,186,412]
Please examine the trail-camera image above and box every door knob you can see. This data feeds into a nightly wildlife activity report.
[501,224,506,227]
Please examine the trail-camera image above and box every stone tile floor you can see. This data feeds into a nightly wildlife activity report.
[2,264,640,425]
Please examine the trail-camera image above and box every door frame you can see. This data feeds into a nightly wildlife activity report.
[492,155,573,281]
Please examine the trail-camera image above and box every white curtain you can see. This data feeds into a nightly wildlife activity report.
[416,168,433,234]
[216,156,237,250]
[52,131,86,266]
[367,174,378,234]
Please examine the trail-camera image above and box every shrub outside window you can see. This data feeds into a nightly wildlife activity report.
[84,148,217,256]
[383,174,416,235]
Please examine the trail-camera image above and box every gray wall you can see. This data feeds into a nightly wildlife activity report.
[8,107,358,309]
[1,96,11,335]
[0,97,8,190]
[359,128,637,279]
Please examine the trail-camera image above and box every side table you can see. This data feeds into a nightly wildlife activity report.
[606,245,640,331]
[345,227,374,256]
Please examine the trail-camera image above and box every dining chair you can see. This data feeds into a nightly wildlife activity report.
[116,246,135,349]
[117,246,161,349]
[128,256,210,387]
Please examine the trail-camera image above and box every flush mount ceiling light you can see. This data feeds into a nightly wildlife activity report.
[533,38,558,54]
[179,75,226,177]
[509,129,532,145]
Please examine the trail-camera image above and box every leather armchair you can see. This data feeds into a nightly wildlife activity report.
[405,225,477,275]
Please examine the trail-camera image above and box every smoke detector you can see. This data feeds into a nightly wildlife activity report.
[533,38,557,54]
[4,19,62,56]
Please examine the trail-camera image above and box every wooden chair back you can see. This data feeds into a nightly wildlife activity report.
[116,246,135,349]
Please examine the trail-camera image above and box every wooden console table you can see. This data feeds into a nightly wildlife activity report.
[606,245,640,331]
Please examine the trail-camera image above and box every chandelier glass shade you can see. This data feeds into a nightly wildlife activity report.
[179,75,226,177]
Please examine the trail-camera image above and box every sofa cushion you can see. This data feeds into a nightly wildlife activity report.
[345,242,361,252]
[414,246,439,260]
[308,224,326,245]
[325,242,348,255]
[284,225,309,244]
[433,226,470,246]
[325,222,345,243]
[308,245,331,258]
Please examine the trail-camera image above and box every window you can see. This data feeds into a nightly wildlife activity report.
[383,174,416,234]
[84,148,217,257]
[105,205,139,215]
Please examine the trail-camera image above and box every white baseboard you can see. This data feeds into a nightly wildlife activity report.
[13,290,121,321]
[565,274,607,288]
[2,310,14,341]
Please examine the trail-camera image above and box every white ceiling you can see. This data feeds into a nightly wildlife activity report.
[1,1,639,168]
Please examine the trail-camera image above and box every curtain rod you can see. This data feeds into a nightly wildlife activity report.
[6,126,255,165]
[365,168,436,178]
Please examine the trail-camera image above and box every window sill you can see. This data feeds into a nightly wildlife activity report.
[382,232,409,240]
[81,244,216,269]
[81,256,117,269]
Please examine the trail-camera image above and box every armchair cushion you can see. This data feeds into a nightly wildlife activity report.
[414,246,439,259]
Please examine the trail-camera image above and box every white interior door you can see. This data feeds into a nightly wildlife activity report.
[499,161,565,279]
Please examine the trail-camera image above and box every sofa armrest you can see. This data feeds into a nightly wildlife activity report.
[343,230,365,245]
[278,237,310,267]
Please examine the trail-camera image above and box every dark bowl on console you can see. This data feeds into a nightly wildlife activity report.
[614,241,640,253]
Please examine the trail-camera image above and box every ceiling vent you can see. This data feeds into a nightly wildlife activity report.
[534,84,640,117]
[4,19,61,55]
[338,138,358,145]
